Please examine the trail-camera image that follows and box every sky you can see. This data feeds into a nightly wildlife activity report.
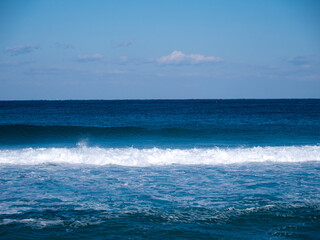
[0,0,320,100]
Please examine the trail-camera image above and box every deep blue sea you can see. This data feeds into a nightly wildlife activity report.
[0,99,320,239]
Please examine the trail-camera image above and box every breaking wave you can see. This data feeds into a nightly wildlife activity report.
[0,145,319,166]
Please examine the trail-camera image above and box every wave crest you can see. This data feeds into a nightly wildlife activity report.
[0,145,319,166]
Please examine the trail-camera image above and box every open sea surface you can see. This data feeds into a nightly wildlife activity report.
[0,99,319,239]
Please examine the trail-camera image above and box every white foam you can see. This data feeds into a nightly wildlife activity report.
[1,218,64,228]
[0,145,319,167]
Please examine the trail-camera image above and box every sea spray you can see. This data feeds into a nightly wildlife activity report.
[0,145,319,166]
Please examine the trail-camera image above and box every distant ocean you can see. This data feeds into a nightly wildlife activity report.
[0,99,319,239]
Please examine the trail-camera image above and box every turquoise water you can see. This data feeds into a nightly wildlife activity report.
[0,100,319,239]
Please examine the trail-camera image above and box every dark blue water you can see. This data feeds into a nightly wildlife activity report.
[0,100,319,239]
[0,99,319,148]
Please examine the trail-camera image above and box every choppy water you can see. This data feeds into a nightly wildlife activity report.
[0,99,319,239]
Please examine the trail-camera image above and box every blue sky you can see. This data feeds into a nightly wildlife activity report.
[0,0,319,99]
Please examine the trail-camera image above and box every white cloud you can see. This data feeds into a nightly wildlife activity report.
[4,44,39,56]
[55,43,75,49]
[76,54,103,62]
[26,66,72,75]
[286,55,311,69]
[119,56,128,62]
[0,60,33,67]
[106,69,126,74]
[112,40,134,48]
[157,51,222,65]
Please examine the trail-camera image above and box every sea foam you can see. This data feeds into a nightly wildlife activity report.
[0,145,319,166]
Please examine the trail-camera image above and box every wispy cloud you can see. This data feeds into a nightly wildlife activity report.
[4,44,39,56]
[26,66,72,75]
[157,51,222,65]
[25,66,93,77]
[54,43,74,49]
[106,69,126,74]
[0,60,34,67]
[286,55,310,67]
[76,54,103,62]
[112,40,134,48]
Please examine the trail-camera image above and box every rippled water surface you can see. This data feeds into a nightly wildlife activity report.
[1,163,320,239]
[0,100,319,239]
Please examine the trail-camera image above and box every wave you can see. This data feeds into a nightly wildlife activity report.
[0,145,319,166]
[0,124,211,145]
[0,124,255,139]
[1,124,319,147]
[0,124,148,139]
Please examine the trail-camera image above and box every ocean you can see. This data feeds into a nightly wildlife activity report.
[0,99,319,239]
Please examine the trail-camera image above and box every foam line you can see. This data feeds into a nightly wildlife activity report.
[0,146,319,166]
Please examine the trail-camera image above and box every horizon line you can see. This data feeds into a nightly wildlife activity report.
[0,98,319,101]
